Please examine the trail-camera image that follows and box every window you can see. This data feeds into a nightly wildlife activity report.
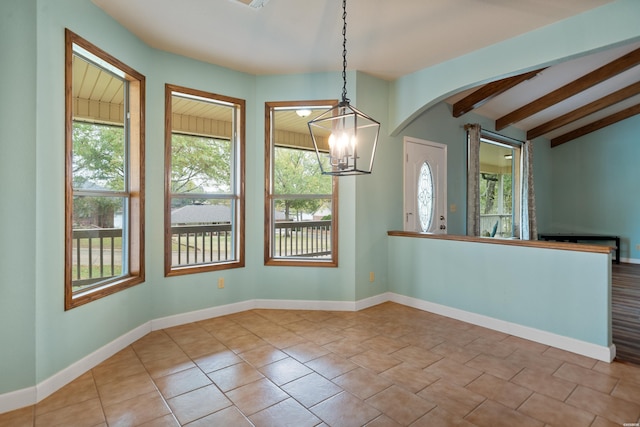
[65,29,145,309]
[417,161,434,232]
[478,135,521,238]
[265,101,338,267]
[165,84,244,275]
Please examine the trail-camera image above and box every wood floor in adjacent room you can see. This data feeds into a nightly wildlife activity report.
[612,262,640,366]
[2,301,640,426]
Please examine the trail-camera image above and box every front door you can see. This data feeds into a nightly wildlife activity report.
[404,137,447,233]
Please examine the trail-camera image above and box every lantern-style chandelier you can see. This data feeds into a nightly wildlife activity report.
[308,0,380,176]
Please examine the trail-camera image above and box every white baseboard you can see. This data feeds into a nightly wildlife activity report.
[152,298,367,332]
[0,296,371,413]
[355,292,393,311]
[0,292,615,414]
[621,257,640,264]
[254,298,357,312]
[388,293,615,363]
[0,387,36,415]
[0,322,151,414]
[36,322,151,403]
[151,300,255,331]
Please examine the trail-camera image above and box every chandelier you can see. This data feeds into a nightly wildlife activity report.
[308,0,380,176]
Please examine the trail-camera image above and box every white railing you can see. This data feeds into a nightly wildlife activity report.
[480,214,513,237]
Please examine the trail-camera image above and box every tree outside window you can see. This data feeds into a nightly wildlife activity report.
[65,29,145,309]
[265,101,338,267]
[164,85,245,276]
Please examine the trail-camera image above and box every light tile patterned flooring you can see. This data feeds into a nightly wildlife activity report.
[2,302,640,426]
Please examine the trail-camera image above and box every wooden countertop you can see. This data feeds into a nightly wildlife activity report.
[387,231,613,255]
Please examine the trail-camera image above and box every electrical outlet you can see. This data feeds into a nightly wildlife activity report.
[369,272,375,282]
[218,277,225,289]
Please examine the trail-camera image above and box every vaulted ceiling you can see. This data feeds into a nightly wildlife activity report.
[445,41,640,147]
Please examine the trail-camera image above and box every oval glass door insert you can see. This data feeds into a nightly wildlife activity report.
[417,161,434,232]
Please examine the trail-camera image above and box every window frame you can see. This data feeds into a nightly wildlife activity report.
[164,84,245,276]
[264,100,339,267]
[478,133,522,238]
[64,29,145,310]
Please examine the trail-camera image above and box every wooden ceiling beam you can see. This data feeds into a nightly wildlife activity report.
[527,80,640,139]
[550,103,640,147]
[496,46,640,131]
[452,68,545,118]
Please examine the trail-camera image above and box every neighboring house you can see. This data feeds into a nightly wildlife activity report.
[170,204,287,224]
[72,181,117,228]
[170,203,231,225]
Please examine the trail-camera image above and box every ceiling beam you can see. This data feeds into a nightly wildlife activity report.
[496,47,640,131]
[527,80,640,139]
[452,68,545,118]
[550,103,640,147]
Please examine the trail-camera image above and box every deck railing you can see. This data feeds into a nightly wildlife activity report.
[480,214,513,237]
[273,220,331,258]
[72,220,332,284]
[71,227,122,288]
[171,224,233,266]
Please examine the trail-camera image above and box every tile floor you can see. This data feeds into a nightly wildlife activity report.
[2,302,640,426]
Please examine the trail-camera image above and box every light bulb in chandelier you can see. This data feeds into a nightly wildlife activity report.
[328,130,358,169]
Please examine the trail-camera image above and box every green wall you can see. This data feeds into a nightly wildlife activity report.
[389,0,640,136]
[390,0,640,242]
[251,72,359,303]
[354,72,402,300]
[1,0,639,401]
[548,115,640,261]
[0,0,37,394]
[398,103,556,236]
[388,236,611,348]
[145,51,258,317]
[1,0,394,395]
[33,0,154,387]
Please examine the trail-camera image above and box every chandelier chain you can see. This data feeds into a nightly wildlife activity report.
[341,0,349,103]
